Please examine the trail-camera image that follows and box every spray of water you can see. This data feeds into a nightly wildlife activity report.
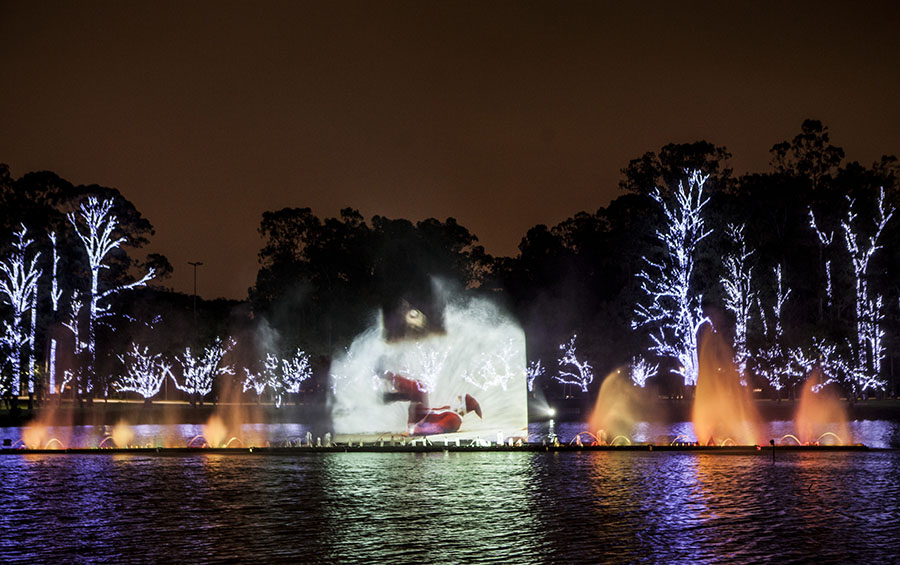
[795,370,850,445]
[692,330,761,445]
[330,288,527,440]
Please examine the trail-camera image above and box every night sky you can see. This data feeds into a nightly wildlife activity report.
[1,1,898,300]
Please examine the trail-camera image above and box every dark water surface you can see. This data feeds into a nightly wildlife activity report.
[1,449,899,564]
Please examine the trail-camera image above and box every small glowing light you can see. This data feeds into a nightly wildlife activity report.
[405,308,426,329]
[547,407,556,417]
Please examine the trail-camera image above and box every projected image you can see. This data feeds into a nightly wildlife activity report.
[330,290,527,440]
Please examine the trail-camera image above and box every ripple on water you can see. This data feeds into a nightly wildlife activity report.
[0,449,899,562]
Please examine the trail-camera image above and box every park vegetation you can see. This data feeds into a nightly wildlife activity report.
[1,120,898,409]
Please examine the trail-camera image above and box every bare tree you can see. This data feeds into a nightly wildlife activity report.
[68,197,155,399]
[633,170,712,386]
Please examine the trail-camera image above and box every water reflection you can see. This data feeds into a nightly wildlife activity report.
[0,450,899,562]
[321,452,545,563]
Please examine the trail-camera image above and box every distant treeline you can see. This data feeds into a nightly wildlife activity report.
[2,119,899,404]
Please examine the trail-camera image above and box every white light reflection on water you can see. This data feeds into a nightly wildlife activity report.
[319,452,545,563]
[0,450,898,562]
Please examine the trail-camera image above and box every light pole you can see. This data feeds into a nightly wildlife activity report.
[186,261,203,404]
[188,261,203,323]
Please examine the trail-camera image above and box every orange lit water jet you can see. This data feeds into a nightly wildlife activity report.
[795,371,850,445]
[202,415,228,448]
[44,438,65,449]
[569,432,601,446]
[111,421,135,448]
[588,369,645,443]
[692,331,761,445]
[187,435,208,448]
[22,424,49,450]
[779,434,803,445]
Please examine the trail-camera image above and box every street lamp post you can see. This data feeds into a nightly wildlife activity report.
[188,261,203,323]
[185,261,203,403]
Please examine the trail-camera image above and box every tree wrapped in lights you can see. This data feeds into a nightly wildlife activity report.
[462,338,520,391]
[243,349,313,408]
[242,355,275,404]
[174,337,236,406]
[47,232,64,395]
[526,359,544,392]
[754,265,799,395]
[0,322,27,403]
[0,225,42,400]
[278,348,314,405]
[630,356,658,388]
[720,223,755,385]
[632,170,712,386]
[68,197,156,399]
[809,209,835,309]
[841,187,893,394]
[791,338,846,392]
[60,292,90,396]
[554,335,593,393]
[115,343,170,403]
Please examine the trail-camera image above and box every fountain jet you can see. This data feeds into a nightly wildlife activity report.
[795,370,850,445]
[692,330,761,445]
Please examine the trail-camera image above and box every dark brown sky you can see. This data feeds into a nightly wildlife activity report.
[2,1,899,299]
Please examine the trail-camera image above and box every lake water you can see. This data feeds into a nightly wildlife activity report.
[1,420,900,562]
[1,448,899,563]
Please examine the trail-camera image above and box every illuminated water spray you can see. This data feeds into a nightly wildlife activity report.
[405,342,448,393]
[330,289,527,439]
[463,338,520,391]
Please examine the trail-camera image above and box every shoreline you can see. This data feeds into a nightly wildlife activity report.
[3,397,900,427]
[0,443,879,456]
